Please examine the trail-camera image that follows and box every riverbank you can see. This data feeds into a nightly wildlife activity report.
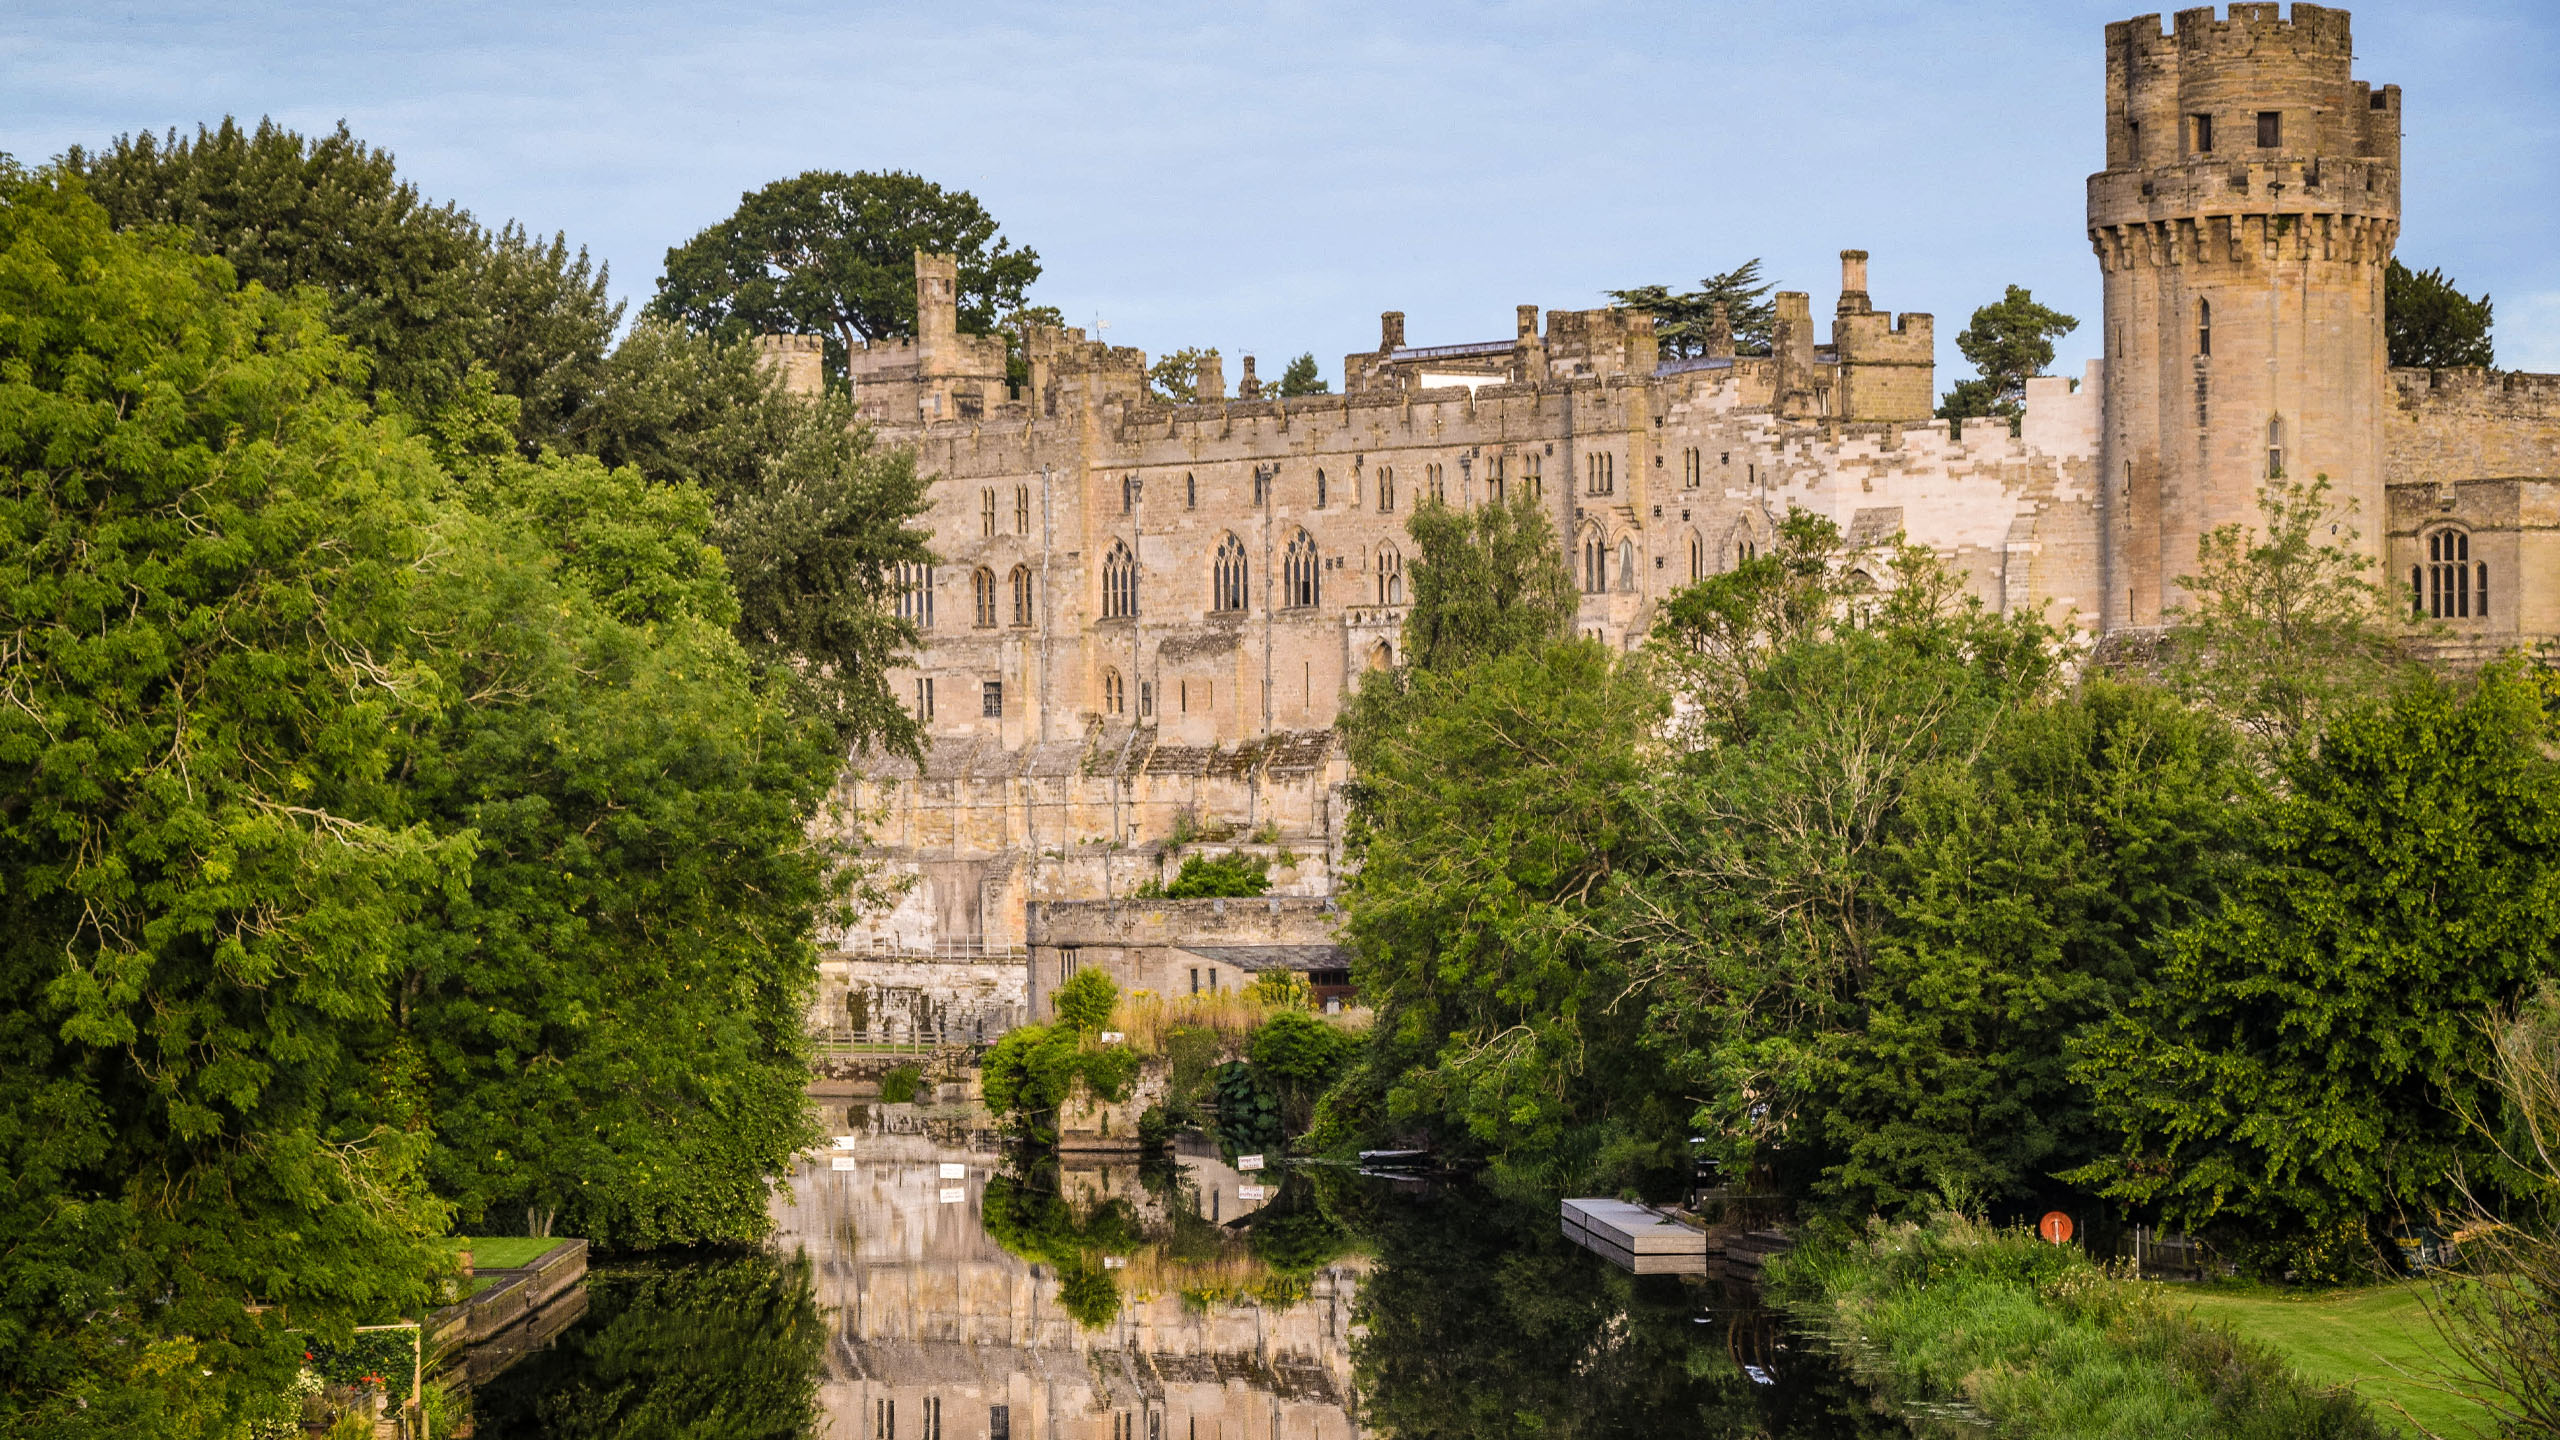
[2177,1283,2490,1438]
[1767,1216,2398,1440]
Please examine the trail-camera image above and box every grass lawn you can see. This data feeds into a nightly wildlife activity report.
[449,1236,563,1270]
[2174,1282,2494,1437]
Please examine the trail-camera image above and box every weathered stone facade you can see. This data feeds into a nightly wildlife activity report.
[806,3,2560,1033]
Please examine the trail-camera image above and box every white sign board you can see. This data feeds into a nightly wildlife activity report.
[832,1136,859,1150]
[1239,1184,1268,1201]
[1103,1255,1127,1270]
[831,1156,858,1171]
[938,1186,967,1204]
[1237,1154,1265,1171]
[1100,1031,1125,1044]
[938,1162,966,1179]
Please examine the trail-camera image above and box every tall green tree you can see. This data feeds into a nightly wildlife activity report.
[1396,492,1579,675]
[1147,345,1211,403]
[649,169,1040,380]
[1935,284,2078,421]
[0,163,462,1436]
[2385,259,2494,369]
[2071,665,2560,1242]
[66,117,620,451]
[1607,259,1777,358]
[1275,351,1329,396]
[2165,473,2409,757]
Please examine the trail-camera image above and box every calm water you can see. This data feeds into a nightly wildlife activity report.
[476,1103,1910,1439]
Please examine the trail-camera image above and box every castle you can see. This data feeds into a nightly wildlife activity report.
[789,4,2560,1039]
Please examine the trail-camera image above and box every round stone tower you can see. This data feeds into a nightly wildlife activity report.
[2091,4,2399,630]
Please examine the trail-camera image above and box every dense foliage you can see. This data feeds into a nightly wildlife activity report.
[1606,259,1778,357]
[2385,258,2495,370]
[1936,284,2079,421]
[1334,467,2560,1262]
[648,169,1040,382]
[2,135,923,1432]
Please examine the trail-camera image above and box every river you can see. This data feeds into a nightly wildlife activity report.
[473,1102,1911,1438]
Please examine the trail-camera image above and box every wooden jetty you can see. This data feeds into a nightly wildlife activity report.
[1561,1200,1793,1280]
[1561,1199,1711,1275]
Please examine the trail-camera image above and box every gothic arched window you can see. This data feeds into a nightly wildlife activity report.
[972,567,998,627]
[1376,543,1403,604]
[1618,538,1636,590]
[1103,540,1139,619]
[1186,473,1197,509]
[1009,564,1034,626]
[1316,468,1328,509]
[1581,530,1607,594]
[980,488,996,538]
[1213,533,1249,612]
[1102,667,1125,716]
[895,562,935,627]
[1686,531,1704,582]
[1378,467,1396,513]
[1283,530,1319,609]
[2421,528,2482,619]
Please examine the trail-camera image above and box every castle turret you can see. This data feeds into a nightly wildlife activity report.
[2092,4,2400,629]
[1831,250,1934,423]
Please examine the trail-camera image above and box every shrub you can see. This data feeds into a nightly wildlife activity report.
[980,1023,1139,1144]
[878,1065,922,1104]
[1054,968,1119,1033]
[1215,1061,1284,1156]
[1162,854,1271,899]
[1250,1011,1359,1093]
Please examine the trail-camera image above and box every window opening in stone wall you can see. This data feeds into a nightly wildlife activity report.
[972,568,997,628]
[2126,118,2140,162]
[1284,529,1320,608]
[1121,476,1139,514]
[2198,299,2212,357]
[924,1396,942,1440]
[1016,485,1031,533]
[1487,455,1505,503]
[1684,447,1702,488]
[1103,540,1139,619]
[1140,680,1153,717]
[1316,468,1327,508]
[1687,531,1704,581]
[1253,470,1265,506]
[1376,543,1403,604]
[2257,110,2281,147]
[1186,473,1196,509]
[1427,463,1445,503]
[2424,529,2478,618]
[895,563,935,627]
[1102,668,1124,716]
[1581,531,1607,593]
[913,676,933,722]
[875,1397,894,1440]
[981,488,996,538]
[2190,112,2213,154]
[1213,533,1249,612]
[1585,451,1615,495]
[982,681,1003,718]
[989,1404,1009,1440]
[1618,538,1636,590]
[1525,452,1542,503]
[1009,565,1034,626]
[1379,467,1395,512]
[2266,415,2285,479]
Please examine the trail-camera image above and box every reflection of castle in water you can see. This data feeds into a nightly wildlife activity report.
[774,1130,1363,1440]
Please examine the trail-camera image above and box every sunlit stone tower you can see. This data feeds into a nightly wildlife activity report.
[2091,4,2400,628]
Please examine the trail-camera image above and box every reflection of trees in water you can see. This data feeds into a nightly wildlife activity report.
[473,1252,824,1440]
[975,1154,1363,1329]
[1353,1186,1911,1439]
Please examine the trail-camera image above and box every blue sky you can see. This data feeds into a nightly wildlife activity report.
[6,1,2555,385]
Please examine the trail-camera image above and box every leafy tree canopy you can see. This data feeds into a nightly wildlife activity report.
[1156,853,1272,899]
[1148,345,1211,404]
[1276,351,1329,396]
[1607,259,1777,358]
[2070,664,2560,1237]
[66,117,619,452]
[2385,258,2494,369]
[648,169,1039,381]
[1936,284,2077,420]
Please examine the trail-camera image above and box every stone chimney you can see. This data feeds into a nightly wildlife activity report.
[1773,291,1818,419]
[1516,304,1539,339]
[1196,348,1227,402]
[1837,249,1872,317]
[1237,354,1261,399]
[1380,311,1406,353]
[1705,301,1733,360]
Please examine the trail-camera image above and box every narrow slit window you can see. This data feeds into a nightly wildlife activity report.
[2198,299,2212,357]
[2266,415,2285,479]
